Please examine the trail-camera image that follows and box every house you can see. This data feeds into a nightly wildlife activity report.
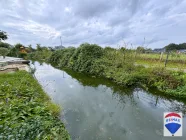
[177,49,186,54]
[20,46,27,53]
[153,48,166,53]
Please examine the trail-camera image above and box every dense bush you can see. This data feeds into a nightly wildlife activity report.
[48,49,64,65]
[28,48,52,61]
[59,47,76,67]
[46,43,186,98]
[69,43,103,72]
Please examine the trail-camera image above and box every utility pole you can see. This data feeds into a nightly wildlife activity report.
[60,36,65,78]
[60,36,62,47]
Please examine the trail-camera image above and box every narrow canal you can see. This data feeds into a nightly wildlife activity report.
[32,62,186,140]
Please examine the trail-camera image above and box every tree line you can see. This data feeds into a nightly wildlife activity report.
[164,43,186,51]
[0,30,54,59]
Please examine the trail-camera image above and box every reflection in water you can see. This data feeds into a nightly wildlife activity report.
[63,68,137,110]
[63,68,186,115]
[32,62,186,140]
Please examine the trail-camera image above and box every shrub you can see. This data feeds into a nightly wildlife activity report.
[59,47,76,67]
[48,50,64,65]
[0,47,9,58]
[67,43,103,72]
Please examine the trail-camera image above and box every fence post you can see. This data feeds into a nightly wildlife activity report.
[165,52,169,67]
[160,52,163,61]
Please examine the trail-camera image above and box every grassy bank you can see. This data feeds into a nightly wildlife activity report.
[0,71,70,139]
[47,43,186,99]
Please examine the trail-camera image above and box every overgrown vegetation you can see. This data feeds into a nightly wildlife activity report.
[0,71,70,140]
[27,44,53,62]
[48,43,186,98]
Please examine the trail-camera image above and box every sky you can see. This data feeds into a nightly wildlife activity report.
[0,0,186,49]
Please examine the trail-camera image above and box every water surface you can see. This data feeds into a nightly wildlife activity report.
[32,62,186,140]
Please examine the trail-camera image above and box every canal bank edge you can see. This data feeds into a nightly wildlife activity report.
[0,71,70,139]
[44,45,186,99]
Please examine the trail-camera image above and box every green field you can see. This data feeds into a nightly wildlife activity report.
[136,53,186,63]
[135,53,186,70]
[135,59,186,70]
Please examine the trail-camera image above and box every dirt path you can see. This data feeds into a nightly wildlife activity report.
[0,64,30,73]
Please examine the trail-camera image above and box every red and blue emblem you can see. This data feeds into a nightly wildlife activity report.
[164,112,182,136]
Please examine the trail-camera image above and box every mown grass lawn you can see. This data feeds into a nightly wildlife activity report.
[0,71,70,140]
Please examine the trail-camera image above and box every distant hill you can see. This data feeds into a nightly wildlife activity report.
[153,43,186,52]
[164,43,186,51]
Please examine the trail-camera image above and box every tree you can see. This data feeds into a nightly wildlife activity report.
[8,47,17,57]
[0,30,8,41]
[178,43,186,50]
[15,43,23,49]
[48,47,55,52]
[0,42,11,48]
[36,44,42,51]
[11,43,24,57]
[164,43,186,52]
[164,43,177,51]
[136,46,145,53]
[27,44,35,53]
[0,47,9,58]
[145,48,152,53]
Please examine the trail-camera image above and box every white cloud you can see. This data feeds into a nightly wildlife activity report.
[6,20,60,39]
[0,0,186,48]
[64,7,71,13]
